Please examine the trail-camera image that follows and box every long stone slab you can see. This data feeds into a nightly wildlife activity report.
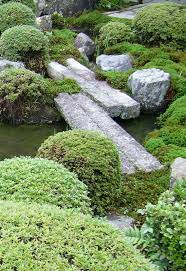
[48,60,140,120]
[55,93,162,174]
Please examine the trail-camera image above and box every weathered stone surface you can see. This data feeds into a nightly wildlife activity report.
[75,33,95,57]
[55,92,163,174]
[96,54,133,72]
[170,157,186,189]
[107,214,135,230]
[43,0,96,17]
[36,15,52,31]
[128,68,170,112]
[48,60,140,120]
[0,59,25,72]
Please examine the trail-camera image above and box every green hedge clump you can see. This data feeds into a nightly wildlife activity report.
[126,180,186,270]
[0,200,158,271]
[98,21,135,50]
[0,2,36,33]
[0,25,49,73]
[0,0,36,11]
[0,157,90,213]
[133,3,186,49]
[37,130,122,214]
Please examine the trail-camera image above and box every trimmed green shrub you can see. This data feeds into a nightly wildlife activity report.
[99,21,135,49]
[37,130,122,214]
[0,0,36,11]
[158,95,186,126]
[0,157,90,213]
[133,3,186,49]
[125,180,186,271]
[0,2,36,33]
[0,200,158,271]
[0,68,58,123]
[0,25,49,73]
[97,0,132,11]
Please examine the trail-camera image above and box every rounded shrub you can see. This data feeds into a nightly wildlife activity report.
[0,25,49,73]
[99,21,135,49]
[0,68,55,123]
[0,200,157,271]
[0,0,36,11]
[0,157,90,213]
[133,3,186,49]
[0,2,36,33]
[37,130,122,214]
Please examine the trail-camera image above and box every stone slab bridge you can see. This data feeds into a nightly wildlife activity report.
[48,59,162,174]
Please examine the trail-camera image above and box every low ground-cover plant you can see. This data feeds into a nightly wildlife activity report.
[0,200,158,271]
[0,157,90,213]
[97,0,134,11]
[0,2,36,33]
[0,0,36,11]
[37,130,122,214]
[133,3,186,49]
[125,180,186,271]
[0,25,49,73]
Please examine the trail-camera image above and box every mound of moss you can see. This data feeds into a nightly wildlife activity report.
[0,0,36,11]
[0,157,90,213]
[0,25,49,73]
[0,2,36,33]
[133,3,186,49]
[37,130,122,214]
[0,200,158,271]
[98,21,135,50]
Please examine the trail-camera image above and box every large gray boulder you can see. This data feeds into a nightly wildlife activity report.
[75,33,95,57]
[96,54,133,72]
[0,59,25,72]
[40,0,96,17]
[128,68,170,112]
[170,157,186,189]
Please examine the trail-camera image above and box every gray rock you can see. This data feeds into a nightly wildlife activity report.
[55,92,162,174]
[36,15,52,31]
[36,0,46,16]
[128,68,170,112]
[43,0,96,17]
[75,33,95,57]
[48,60,140,120]
[0,59,25,72]
[96,54,133,72]
[170,158,186,189]
[107,214,135,230]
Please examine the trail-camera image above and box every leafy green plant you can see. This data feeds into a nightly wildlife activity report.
[125,180,186,271]
[37,130,122,214]
[0,2,36,33]
[99,21,135,50]
[133,3,186,49]
[0,25,49,73]
[0,200,158,271]
[0,0,36,11]
[97,0,125,10]
[0,157,90,213]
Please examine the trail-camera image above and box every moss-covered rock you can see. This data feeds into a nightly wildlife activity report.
[0,25,49,73]
[0,2,36,33]
[37,130,122,214]
[0,157,90,213]
[0,200,157,271]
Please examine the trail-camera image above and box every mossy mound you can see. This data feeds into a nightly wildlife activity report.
[37,130,122,214]
[0,200,157,271]
[0,0,36,11]
[0,157,90,213]
[0,2,36,33]
[0,25,49,73]
[133,3,186,49]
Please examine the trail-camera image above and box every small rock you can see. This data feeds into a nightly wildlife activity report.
[96,54,133,72]
[170,157,186,189]
[107,214,134,230]
[36,15,52,31]
[0,59,25,72]
[47,61,65,80]
[75,33,95,57]
[67,58,95,80]
[128,68,170,112]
